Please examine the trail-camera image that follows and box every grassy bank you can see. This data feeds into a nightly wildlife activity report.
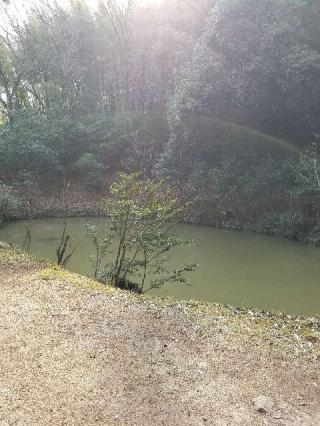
[1,241,319,354]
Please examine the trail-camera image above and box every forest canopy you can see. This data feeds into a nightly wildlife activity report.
[1,0,320,241]
[0,0,318,140]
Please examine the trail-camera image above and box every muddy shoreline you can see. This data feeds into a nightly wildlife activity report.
[2,192,318,247]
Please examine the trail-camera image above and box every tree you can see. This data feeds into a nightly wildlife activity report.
[292,141,320,235]
[167,0,320,145]
[55,218,79,267]
[0,39,23,125]
[100,172,196,293]
[0,183,22,221]
[86,223,112,279]
[295,142,320,195]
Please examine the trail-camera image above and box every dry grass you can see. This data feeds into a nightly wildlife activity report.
[0,244,320,425]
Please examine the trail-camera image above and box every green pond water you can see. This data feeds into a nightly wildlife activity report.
[1,217,320,316]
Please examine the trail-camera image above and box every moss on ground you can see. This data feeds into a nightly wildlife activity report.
[0,243,30,263]
[1,240,320,357]
[38,265,117,296]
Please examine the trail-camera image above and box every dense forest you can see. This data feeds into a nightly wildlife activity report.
[1,0,320,242]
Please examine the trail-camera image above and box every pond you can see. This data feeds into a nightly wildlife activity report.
[1,217,320,316]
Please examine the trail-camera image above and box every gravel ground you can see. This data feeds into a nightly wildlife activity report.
[0,246,320,425]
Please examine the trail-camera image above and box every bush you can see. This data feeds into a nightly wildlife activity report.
[0,184,23,221]
[99,172,197,293]
[73,153,99,173]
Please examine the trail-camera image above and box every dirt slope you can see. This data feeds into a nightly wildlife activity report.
[0,247,319,425]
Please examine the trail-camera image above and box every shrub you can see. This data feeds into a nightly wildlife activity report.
[0,184,23,221]
[98,172,197,293]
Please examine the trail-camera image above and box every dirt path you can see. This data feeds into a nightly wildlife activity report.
[0,250,320,425]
